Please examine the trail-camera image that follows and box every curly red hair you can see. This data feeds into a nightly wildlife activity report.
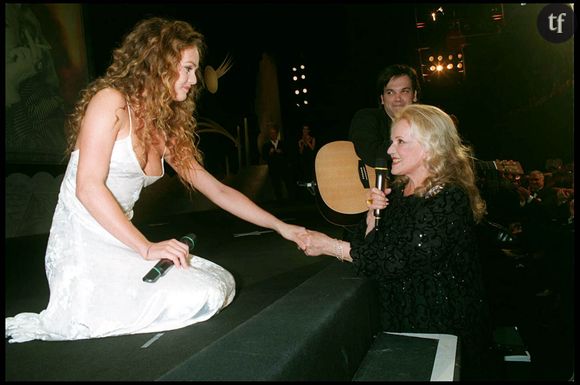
[66,17,206,188]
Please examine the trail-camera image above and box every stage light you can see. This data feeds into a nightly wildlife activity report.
[290,59,312,109]
[430,6,445,21]
[415,4,506,50]
[418,46,466,80]
[490,4,504,22]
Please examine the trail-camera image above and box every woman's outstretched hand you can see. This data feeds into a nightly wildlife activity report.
[278,223,309,250]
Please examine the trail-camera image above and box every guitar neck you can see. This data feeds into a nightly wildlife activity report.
[477,161,501,170]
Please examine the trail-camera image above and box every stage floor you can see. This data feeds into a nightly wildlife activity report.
[5,200,342,381]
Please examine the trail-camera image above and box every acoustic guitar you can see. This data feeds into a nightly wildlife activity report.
[314,140,524,227]
[314,141,375,226]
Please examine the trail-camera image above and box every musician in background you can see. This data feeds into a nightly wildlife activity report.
[348,64,420,168]
[300,104,495,380]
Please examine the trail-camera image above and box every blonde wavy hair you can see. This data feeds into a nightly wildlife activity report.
[391,104,487,223]
[65,17,205,188]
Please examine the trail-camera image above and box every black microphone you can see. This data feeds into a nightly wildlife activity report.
[142,233,197,283]
[374,157,389,229]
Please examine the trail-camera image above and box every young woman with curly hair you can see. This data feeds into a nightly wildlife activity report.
[6,17,307,343]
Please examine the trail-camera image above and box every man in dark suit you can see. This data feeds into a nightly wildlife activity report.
[348,64,420,168]
[262,123,295,202]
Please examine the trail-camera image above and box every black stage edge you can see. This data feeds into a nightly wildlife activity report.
[160,262,380,381]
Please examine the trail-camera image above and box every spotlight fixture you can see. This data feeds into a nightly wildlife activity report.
[418,46,466,81]
[290,60,311,109]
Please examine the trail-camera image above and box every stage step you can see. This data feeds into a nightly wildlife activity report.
[159,261,381,381]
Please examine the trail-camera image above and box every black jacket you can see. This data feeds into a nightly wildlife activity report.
[348,107,392,168]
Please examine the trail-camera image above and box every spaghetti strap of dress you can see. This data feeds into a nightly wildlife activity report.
[127,102,133,136]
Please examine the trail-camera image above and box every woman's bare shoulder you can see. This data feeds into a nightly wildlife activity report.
[89,87,127,111]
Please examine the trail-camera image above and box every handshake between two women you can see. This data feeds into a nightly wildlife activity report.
[296,186,391,262]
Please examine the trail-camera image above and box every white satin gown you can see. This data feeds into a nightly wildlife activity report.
[5,108,236,343]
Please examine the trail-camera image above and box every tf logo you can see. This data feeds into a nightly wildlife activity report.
[537,4,576,43]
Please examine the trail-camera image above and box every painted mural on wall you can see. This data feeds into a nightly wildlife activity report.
[5,3,88,164]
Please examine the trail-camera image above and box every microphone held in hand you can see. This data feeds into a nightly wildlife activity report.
[374,157,389,229]
[142,233,197,283]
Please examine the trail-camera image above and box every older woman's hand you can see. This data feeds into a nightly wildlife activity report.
[366,187,391,232]
[300,230,334,257]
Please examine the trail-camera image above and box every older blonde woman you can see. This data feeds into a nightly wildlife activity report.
[302,104,493,380]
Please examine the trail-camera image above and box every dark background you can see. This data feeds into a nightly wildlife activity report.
[81,3,574,172]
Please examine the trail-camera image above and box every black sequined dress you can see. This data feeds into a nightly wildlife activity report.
[350,183,492,374]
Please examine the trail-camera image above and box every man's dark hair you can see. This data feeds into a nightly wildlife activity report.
[376,64,421,102]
